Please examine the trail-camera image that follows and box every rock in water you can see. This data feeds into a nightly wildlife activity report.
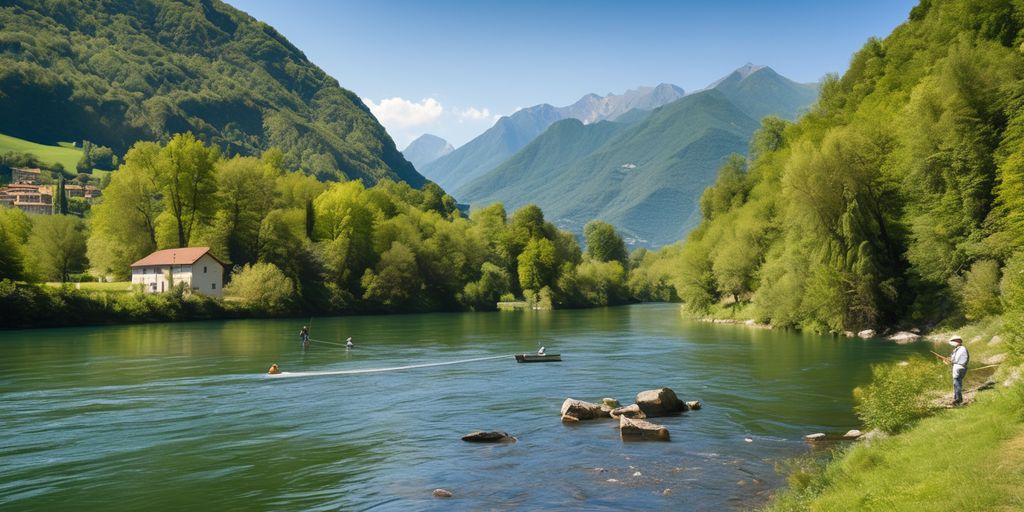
[432,488,453,498]
[685,400,701,411]
[635,387,685,417]
[842,430,863,440]
[609,403,647,420]
[619,416,670,441]
[560,398,608,420]
[857,329,876,339]
[601,397,620,408]
[887,331,921,343]
[804,433,827,442]
[461,431,516,443]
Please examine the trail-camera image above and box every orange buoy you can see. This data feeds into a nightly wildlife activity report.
[268,363,281,375]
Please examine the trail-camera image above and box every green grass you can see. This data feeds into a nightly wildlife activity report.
[45,281,134,293]
[0,133,86,171]
[765,382,1024,511]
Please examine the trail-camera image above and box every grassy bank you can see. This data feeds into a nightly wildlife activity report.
[0,133,85,171]
[766,382,1024,511]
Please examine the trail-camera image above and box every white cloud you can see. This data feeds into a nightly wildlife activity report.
[363,97,443,129]
[457,106,494,123]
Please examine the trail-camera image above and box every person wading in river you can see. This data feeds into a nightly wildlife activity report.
[939,335,970,405]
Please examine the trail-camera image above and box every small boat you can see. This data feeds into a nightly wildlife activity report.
[515,353,561,363]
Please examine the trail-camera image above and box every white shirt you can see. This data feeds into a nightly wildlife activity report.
[951,345,969,375]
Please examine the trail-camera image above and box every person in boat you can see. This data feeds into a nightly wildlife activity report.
[346,336,353,349]
[537,346,546,355]
[268,363,281,375]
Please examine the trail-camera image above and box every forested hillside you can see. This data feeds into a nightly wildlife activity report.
[636,0,1024,341]
[0,0,424,186]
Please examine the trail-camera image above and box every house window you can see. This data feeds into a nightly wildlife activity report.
[151,283,156,291]
[212,283,216,290]
[204,266,208,274]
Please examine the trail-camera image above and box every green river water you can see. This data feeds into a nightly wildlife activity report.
[0,304,935,511]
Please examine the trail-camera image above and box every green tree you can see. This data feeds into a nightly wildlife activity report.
[86,141,163,279]
[214,156,279,265]
[361,241,421,310]
[0,208,30,280]
[223,262,296,314]
[157,133,220,248]
[583,220,628,264]
[460,261,511,310]
[517,237,557,292]
[52,174,69,215]
[26,214,87,282]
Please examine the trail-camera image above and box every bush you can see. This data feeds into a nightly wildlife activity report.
[224,262,296,314]
[853,357,946,433]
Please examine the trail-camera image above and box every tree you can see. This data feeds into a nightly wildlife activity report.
[214,156,279,265]
[86,141,163,279]
[517,237,557,292]
[223,262,296,314]
[157,133,220,248]
[52,174,69,215]
[26,214,87,282]
[583,220,627,264]
[0,208,30,280]
[361,241,421,310]
[461,262,511,310]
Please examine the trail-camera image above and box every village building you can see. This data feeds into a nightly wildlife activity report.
[0,183,53,215]
[11,167,42,184]
[130,247,225,298]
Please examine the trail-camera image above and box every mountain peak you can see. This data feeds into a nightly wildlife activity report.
[706,64,771,90]
[402,134,454,170]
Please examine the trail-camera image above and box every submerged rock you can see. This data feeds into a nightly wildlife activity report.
[619,416,670,441]
[609,403,647,420]
[432,488,453,498]
[461,431,516,443]
[635,387,686,417]
[685,400,701,411]
[804,433,827,442]
[561,398,608,420]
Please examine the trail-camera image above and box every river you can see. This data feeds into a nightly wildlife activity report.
[0,304,934,511]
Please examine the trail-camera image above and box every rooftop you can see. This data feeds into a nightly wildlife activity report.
[130,247,221,267]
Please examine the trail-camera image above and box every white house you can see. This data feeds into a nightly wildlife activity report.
[130,247,225,298]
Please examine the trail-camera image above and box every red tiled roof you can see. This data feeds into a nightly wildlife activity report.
[130,247,220,267]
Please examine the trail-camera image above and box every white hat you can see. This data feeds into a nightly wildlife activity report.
[948,335,963,342]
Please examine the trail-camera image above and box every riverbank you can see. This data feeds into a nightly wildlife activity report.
[764,382,1024,511]
[762,315,1024,511]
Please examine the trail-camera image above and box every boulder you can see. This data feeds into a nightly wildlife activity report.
[842,331,856,338]
[619,416,670,441]
[561,413,580,423]
[804,433,827,442]
[887,331,921,343]
[432,488,453,498]
[609,403,647,420]
[601,398,620,409]
[857,329,876,339]
[560,398,608,420]
[842,429,863,440]
[985,353,1008,365]
[461,431,516,443]
[989,335,1004,346]
[635,387,686,417]
[685,400,701,411]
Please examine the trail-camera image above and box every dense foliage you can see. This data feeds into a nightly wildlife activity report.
[0,0,423,186]
[635,0,1024,346]
[0,133,639,325]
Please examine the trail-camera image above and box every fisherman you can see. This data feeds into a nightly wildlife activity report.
[268,363,281,375]
[299,326,310,347]
[939,335,970,405]
[537,346,546,355]
[346,336,354,349]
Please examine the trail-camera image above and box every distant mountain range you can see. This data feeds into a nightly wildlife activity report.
[402,134,454,169]
[457,65,819,247]
[419,83,687,192]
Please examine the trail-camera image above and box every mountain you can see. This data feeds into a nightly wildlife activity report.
[457,66,818,247]
[0,0,425,187]
[419,84,685,192]
[402,134,453,169]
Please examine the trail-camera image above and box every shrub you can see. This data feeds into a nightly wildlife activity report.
[853,357,946,433]
[224,262,296,314]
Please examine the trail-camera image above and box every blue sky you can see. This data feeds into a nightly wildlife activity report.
[230,0,918,148]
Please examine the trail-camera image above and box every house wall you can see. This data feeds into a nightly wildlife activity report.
[130,254,224,298]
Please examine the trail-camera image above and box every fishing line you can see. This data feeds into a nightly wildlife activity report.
[270,353,512,378]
